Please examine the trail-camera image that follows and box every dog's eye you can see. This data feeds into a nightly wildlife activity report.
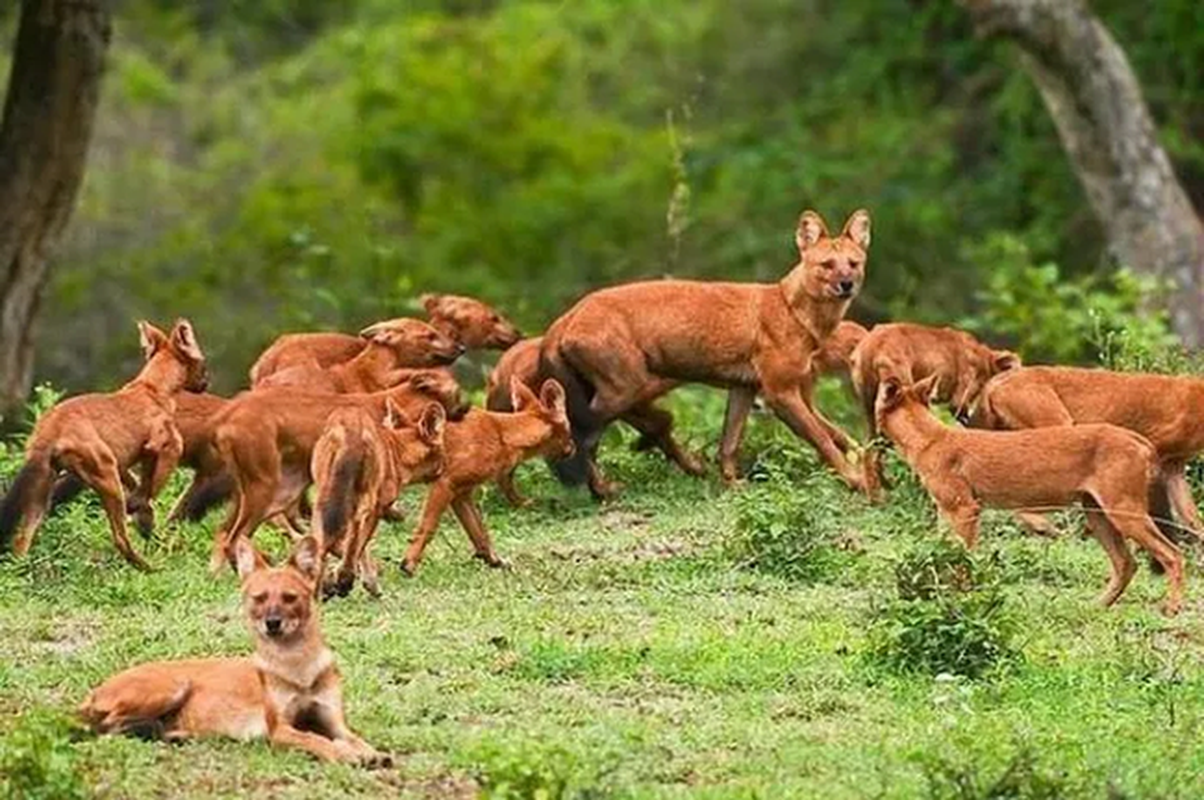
[822,259,837,271]
[252,592,269,603]
[281,592,299,604]
[848,261,861,270]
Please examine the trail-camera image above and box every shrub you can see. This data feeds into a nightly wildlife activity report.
[726,468,854,583]
[867,539,1016,679]
[918,748,1069,800]
[472,741,617,800]
[0,710,90,800]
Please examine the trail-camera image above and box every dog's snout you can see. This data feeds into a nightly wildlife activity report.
[837,280,856,297]
[264,617,283,636]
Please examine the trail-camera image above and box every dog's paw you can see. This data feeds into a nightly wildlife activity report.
[360,751,394,770]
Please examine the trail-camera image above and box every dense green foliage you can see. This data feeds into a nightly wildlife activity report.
[1,0,1200,391]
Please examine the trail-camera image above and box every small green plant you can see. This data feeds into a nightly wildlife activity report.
[918,748,1069,800]
[726,468,853,582]
[473,742,617,800]
[867,539,1016,679]
[0,710,90,800]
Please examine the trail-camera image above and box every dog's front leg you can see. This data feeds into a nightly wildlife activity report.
[939,502,982,549]
[268,722,363,763]
[762,385,865,493]
[718,386,756,485]
[451,490,505,568]
[401,482,454,575]
[313,702,391,767]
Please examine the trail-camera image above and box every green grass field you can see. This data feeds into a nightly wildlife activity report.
[2,390,1204,799]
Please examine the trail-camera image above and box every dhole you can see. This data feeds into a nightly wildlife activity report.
[256,318,464,392]
[877,375,1184,614]
[401,378,572,575]
[208,371,466,571]
[0,320,208,569]
[486,320,868,506]
[973,365,1204,544]
[249,295,520,386]
[539,210,871,496]
[850,322,1020,498]
[311,400,447,598]
[80,536,389,766]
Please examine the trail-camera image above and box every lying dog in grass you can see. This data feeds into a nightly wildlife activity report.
[877,375,1184,615]
[80,536,389,766]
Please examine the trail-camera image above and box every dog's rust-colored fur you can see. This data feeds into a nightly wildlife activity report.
[311,400,446,598]
[486,320,868,506]
[973,365,1204,543]
[402,378,573,574]
[878,375,1184,614]
[80,536,388,765]
[539,210,871,496]
[249,295,520,386]
[256,319,463,392]
[0,321,208,569]
[851,322,1020,498]
[207,372,466,571]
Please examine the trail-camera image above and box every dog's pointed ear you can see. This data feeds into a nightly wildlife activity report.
[137,321,168,360]
[992,349,1021,373]
[418,402,446,446]
[288,536,322,583]
[795,210,830,254]
[359,319,410,346]
[510,376,539,411]
[383,397,411,430]
[170,319,205,362]
[878,377,904,410]
[913,374,939,404]
[409,371,439,394]
[539,379,567,418]
[421,294,444,316]
[234,537,266,581]
[841,209,871,250]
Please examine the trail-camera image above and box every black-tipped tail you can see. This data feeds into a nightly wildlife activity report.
[178,473,234,522]
[1,451,54,552]
[320,455,361,550]
[539,346,599,487]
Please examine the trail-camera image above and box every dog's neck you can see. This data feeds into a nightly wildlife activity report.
[880,401,950,463]
[774,274,847,345]
[337,343,401,391]
[253,625,334,691]
[122,351,186,405]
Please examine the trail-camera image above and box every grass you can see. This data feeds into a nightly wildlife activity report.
[3,386,1204,798]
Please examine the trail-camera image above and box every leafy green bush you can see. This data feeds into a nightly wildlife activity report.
[918,748,1069,800]
[726,468,855,583]
[868,539,1016,679]
[961,233,1175,363]
[0,711,90,800]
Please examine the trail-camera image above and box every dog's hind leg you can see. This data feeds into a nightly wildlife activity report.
[1100,496,1184,615]
[65,447,152,571]
[718,386,756,485]
[451,490,505,569]
[1083,499,1137,607]
[1163,461,1204,541]
[622,402,705,477]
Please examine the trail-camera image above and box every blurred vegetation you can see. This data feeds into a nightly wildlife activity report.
[1,0,1201,392]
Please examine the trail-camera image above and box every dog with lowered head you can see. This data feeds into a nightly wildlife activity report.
[80,536,389,765]
[877,374,1184,615]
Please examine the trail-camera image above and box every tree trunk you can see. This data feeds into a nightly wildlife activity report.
[959,0,1204,346]
[0,0,110,426]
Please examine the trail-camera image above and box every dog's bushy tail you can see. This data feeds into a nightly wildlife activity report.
[316,437,363,552]
[175,472,235,523]
[539,344,598,487]
[0,448,54,553]
[49,472,86,514]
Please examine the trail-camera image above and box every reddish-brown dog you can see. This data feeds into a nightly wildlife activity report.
[80,536,389,765]
[850,322,1020,498]
[539,209,871,497]
[402,378,573,574]
[311,400,446,598]
[256,319,463,392]
[973,365,1204,542]
[486,320,868,506]
[207,372,466,571]
[878,375,1184,614]
[249,294,520,386]
[0,320,208,569]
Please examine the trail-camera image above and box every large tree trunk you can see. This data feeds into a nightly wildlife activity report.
[960,0,1204,346]
[0,0,110,426]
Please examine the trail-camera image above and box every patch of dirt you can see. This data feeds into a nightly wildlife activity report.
[548,538,696,565]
